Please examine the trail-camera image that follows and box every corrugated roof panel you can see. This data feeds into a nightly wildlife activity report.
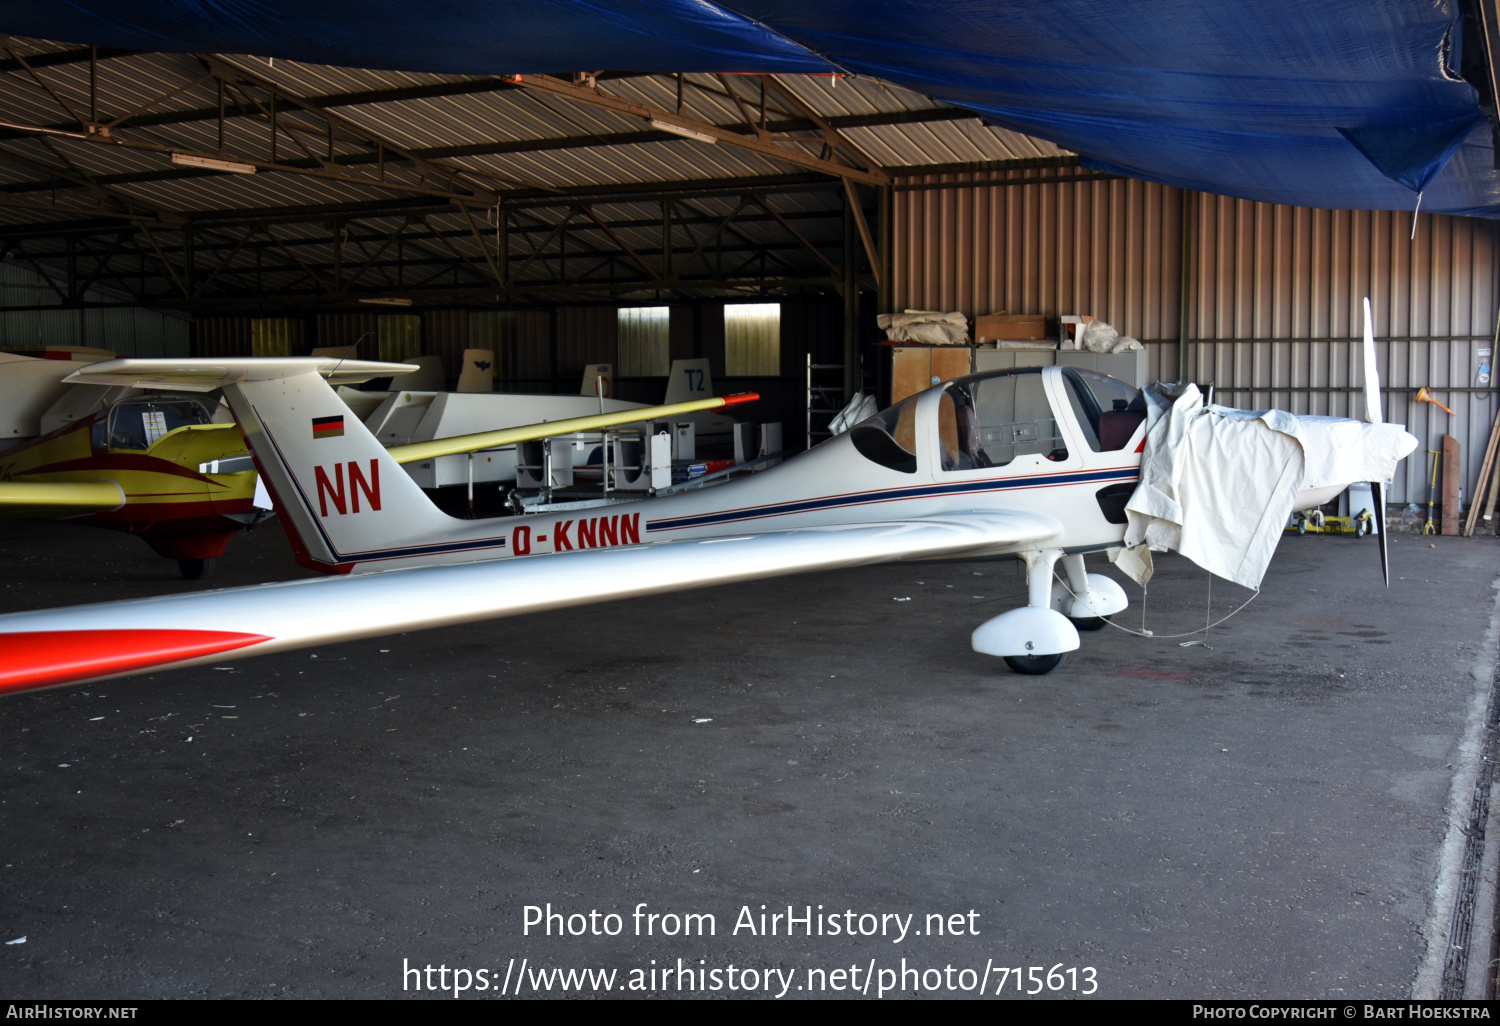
[0,51,221,130]
[0,37,1079,306]
[216,55,471,97]
[116,169,391,211]
[850,121,1068,166]
[759,72,937,119]
[1,49,1070,226]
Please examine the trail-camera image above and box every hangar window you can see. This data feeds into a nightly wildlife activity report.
[617,306,671,377]
[724,303,780,376]
[939,370,1068,470]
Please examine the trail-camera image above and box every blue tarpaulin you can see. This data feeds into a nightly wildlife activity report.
[4,0,1499,216]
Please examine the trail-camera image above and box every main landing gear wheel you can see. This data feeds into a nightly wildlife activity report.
[178,557,217,581]
[1004,652,1066,675]
[1069,616,1108,632]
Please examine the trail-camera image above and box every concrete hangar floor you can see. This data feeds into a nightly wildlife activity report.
[0,517,1494,999]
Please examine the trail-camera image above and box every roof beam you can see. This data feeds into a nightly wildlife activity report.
[842,179,881,290]
[0,107,971,201]
[201,56,507,203]
[418,106,971,159]
[0,116,504,205]
[0,173,843,242]
[0,90,971,154]
[507,73,889,186]
[754,194,840,277]
[0,46,136,75]
[17,206,834,268]
[0,142,183,226]
[176,272,841,308]
[62,235,826,290]
[758,75,887,177]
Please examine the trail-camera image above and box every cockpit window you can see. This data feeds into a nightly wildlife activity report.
[849,396,918,473]
[940,369,1068,470]
[106,396,214,451]
[1060,368,1145,452]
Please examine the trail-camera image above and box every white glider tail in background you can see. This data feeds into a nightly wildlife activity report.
[0,312,1417,693]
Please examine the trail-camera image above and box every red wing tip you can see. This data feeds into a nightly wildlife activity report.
[720,392,760,407]
[0,629,271,694]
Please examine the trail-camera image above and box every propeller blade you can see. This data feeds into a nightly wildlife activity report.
[1372,480,1390,587]
[1362,296,1383,425]
[1362,299,1391,585]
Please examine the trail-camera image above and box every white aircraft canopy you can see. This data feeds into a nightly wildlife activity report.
[850,367,1145,476]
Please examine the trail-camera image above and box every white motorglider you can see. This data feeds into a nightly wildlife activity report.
[0,304,1417,693]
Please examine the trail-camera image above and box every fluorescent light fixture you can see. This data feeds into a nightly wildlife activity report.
[648,119,718,145]
[170,152,257,174]
[358,297,414,307]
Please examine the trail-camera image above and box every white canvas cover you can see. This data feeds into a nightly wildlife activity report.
[1118,384,1417,589]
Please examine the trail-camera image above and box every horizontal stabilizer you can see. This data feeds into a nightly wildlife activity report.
[0,480,125,518]
[65,357,416,392]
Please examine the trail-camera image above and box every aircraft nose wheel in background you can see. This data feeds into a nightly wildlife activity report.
[1004,653,1067,674]
[177,557,216,581]
[1069,616,1108,632]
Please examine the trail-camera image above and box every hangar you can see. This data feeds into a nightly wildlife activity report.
[1,0,1498,1002]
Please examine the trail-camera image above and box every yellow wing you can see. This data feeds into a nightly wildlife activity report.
[0,480,125,519]
[385,392,758,464]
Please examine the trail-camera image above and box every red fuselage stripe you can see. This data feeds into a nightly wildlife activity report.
[0,629,271,693]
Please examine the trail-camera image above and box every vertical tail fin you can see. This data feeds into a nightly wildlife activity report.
[664,358,714,404]
[223,371,458,572]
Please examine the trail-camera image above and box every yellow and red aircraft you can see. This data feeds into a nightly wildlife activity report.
[0,386,271,579]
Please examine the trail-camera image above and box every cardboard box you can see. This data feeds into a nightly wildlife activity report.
[975,313,1048,343]
[890,346,975,403]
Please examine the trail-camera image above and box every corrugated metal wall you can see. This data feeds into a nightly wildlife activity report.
[509,309,552,391]
[0,262,190,356]
[376,313,422,363]
[553,306,615,391]
[895,172,1182,340]
[194,316,251,358]
[894,171,1500,505]
[424,308,468,385]
[195,297,840,445]
[250,317,305,357]
[313,312,379,355]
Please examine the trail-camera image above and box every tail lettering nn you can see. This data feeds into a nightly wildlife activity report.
[314,460,382,517]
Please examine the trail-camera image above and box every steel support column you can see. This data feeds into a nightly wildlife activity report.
[877,183,892,315]
[843,192,859,400]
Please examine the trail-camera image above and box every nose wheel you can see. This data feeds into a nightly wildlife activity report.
[1004,653,1066,675]
[177,557,217,581]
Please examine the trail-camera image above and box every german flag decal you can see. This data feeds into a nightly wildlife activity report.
[312,415,344,439]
